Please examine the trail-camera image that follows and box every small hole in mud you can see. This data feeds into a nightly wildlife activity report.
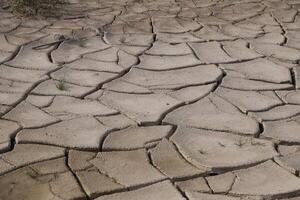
[209,172,219,176]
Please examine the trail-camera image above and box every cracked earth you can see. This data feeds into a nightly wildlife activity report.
[0,0,300,199]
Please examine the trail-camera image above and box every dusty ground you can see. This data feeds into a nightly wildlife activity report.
[0,0,300,199]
